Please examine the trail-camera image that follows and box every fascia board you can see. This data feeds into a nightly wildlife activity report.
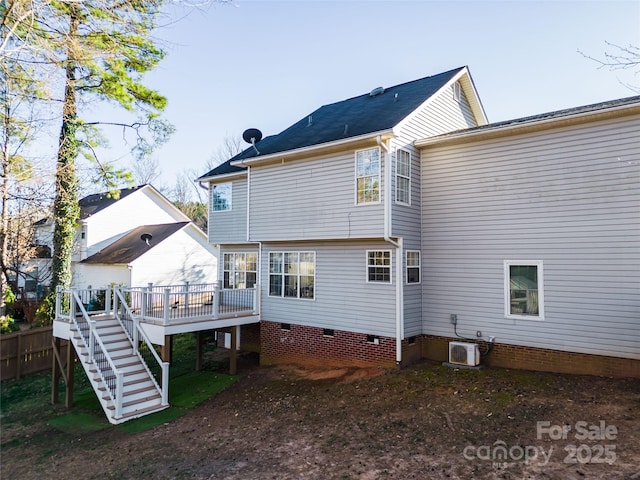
[198,171,247,184]
[141,185,193,223]
[416,100,640,148]
[231,129,395,167]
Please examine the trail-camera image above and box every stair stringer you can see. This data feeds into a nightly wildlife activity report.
[70,315,169,424]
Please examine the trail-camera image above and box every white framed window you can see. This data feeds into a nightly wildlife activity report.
[452,82,462,102]
[355,147,381,204]
[396,149,411,205]
[367,250,391,283]
[223,253,257,289]
[406,250,420,284]
[269,251,315,300]
[212,183,232,211]
[504,260,544,320]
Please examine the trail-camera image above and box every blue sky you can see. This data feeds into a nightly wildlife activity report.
[131,0,640,186]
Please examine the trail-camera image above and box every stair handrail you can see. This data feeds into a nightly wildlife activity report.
[114,286,169,406]
[69,290,125,419]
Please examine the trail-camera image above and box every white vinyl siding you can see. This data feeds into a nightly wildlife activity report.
[261,241,396,337]
[421,113,640,360]
[209,179,247,244]
[249,151,385,240]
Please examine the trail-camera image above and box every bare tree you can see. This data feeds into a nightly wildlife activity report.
[580,41,640,93]
[206,133,243,171]
[131,156,161,185]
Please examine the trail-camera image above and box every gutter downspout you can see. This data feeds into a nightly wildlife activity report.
[247,166,262,317]
[378,136,404,367]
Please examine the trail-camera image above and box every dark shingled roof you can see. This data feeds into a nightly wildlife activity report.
[199,67,464,180]
[81,222,188,265]
[79,185,146,220]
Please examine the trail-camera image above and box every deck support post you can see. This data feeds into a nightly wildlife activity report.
[52,337,75,407]
[195,331,203,371]
[161,334,173,363]
[229,326,237,375]
[65,339,75,408]
[51,337,62,404]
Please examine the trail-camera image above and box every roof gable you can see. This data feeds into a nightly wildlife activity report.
[199,67,467,180]
[79,185,145,219]
[81,222,189,265]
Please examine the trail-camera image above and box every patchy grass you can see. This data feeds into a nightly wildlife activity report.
[1,333,236,440]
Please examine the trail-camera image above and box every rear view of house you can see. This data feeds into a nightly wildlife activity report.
[417,97,640,377]
[198,67,639,378]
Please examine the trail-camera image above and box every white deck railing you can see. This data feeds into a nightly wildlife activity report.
[56,287,125,418]
[121,281,258,326]
[113,288,169,406]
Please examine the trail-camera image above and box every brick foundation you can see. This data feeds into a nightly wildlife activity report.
[255,324,639,377]
[421,335,640,378]
[260,320,398,368]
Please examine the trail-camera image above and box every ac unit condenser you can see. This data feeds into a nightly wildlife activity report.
[448,341,480,366]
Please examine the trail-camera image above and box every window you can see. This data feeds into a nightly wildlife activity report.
[355,147,380,204]
[504,261,544,320]
[406,250,420,284]
[223,253,257,289]
[367,250,391,283]
[269,252,315,299]
[212,183,232,211]
[452,82,462,102]
[396,149,411,205]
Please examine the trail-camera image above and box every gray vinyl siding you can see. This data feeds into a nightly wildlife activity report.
[260,241,397,338]
[420,114,640,360]
[208,179,247,244]
[391,86,479,337]
[249,151,385,240]
[392,84,479,244]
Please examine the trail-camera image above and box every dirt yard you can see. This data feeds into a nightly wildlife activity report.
[2,359,639,480]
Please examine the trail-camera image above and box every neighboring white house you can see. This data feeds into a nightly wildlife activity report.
[22,184,218,292]
[198,66,640,378]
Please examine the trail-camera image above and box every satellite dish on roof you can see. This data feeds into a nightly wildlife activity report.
[242,128,263,144]
[369,86,385,97]
[140,233,152,246]
[242,128,262,155]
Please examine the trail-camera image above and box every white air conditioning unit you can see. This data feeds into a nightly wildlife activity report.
[449,341,480,366]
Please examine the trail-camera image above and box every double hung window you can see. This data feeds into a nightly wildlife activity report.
[223,253,257,289]
[355,148,381,204]
[396,149,411,205]
[406,251,420,284]
[269,252,315,299]
[367,251,391,283]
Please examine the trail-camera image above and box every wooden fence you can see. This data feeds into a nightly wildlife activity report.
[0,327,67,381]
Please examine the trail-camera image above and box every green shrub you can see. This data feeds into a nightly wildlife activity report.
[0,315,20,334]
[34,294,55,327]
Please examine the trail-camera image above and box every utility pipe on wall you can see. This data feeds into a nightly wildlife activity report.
[378,136,404,367]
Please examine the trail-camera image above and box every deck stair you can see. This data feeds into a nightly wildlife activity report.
[69,313,168,424]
